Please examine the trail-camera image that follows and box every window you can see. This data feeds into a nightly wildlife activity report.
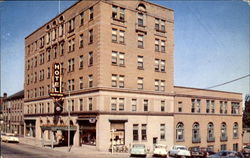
[155,39,160,51]
[111,74,117,87]
[141,124,147,140]
[160,124,165,140]
[119,52,125,66]
[191,99,201,113]
[89,29,93,44]
[68,18,75,33]
[71,100,75,112]
[207,122,214,142]
[47,102,50,113]
[155,18,160,30]
[132,99,137,112]
[137,77,143,90]
[233,143,238,151]
[178,101,182,112]
[112,5,118,19]
[68,58,75,72]
[119,98,124,111]
[79,99,83,111]
[120,8,125,21]
[89,7,93,20]
[111,51,117,65]
[88,75,93,88]
[137,56,143,69]
[112,5,125,21]
[53,46,57,59]
[47,49,51,61]
[59,24,64,37]
[220,122,227,141]
[47,67,50,79]
[161,20,166,32]
[138,34,144,48]
[112,29,117,42]
[88,52,93,66]
[111,97,117,111]
[231,102,240,114]
[161,40,165,53]
[79,77,83,89]
[233,122,238,138]
[79,34,83,48]
[80,12,84,25]
[221,144,227,150]
[133,124,139,141]
[161,100,165,112]
[161,60,165,72]
[79,55,83,69]
[119,75,125,88]
[68,38,75,52]
[52,28,56,41]
[211,100,215,113]
[138,13,144,26]
[88,97,93,111]
[206,100,210,113]
[155,80,159,91]
[59,42,64,56]
[192,122,200,143]
[176,122,184,142]
[46,32,50,44]
[143,99,148,112]
[60,62,64,75]
[160,80,165,91]
[155,59,160,71]
[119,30,125,44]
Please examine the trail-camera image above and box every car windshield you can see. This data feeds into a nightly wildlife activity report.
[177,147,187,150]
[133,144,145,148]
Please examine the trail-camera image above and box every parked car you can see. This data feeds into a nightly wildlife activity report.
[153,144,168,157]
[1,133,19,143]
[243,145,250,154]
[130,144,147,157]
[169,145,191,157]
[207,150,244,158]
[189,146,207,158]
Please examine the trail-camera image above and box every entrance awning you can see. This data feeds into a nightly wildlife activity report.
[40,125,77,131]
[108,119,128,123]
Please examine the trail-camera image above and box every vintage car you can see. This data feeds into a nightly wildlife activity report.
[169,145,191,157]
[189,146,208,158]
[208,150,244,158]
[130,144,147,157]
[1,133,19,143]
[153,144,168,157]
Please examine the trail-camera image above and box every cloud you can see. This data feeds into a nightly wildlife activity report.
[243,0,250,5]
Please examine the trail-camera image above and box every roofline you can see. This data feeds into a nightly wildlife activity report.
[174,86,242,95]
[6,90,24,100]
[25,0,101,40]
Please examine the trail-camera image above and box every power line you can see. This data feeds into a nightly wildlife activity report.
[176,74,250,94]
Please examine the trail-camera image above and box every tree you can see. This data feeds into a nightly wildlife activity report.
[243,94,250,128]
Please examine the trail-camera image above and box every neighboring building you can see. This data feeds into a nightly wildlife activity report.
[2,90,24,136]
[243,128,250,145]
[174,86,242,152]
[23,0,242,152]
[0,93,8,132]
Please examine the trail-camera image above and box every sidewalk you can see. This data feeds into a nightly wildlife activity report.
[19,137,129,157]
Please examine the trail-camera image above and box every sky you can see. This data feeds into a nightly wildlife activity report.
[0,0,249,98]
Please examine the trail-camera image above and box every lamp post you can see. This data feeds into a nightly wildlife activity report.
[68,90,71,152]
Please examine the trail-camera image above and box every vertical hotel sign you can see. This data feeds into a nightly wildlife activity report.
[50,63,64,97]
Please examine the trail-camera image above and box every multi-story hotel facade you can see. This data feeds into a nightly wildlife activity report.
[23,0,242,152]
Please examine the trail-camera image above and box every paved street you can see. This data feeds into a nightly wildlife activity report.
[1,142,130,158]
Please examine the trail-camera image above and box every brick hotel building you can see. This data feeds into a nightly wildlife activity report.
[24,0,242,152]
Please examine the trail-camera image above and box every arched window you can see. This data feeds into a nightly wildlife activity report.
[220,122,227,141]
[136,3,146,27]
[207,122,215,142]
[192,122,201,143]
[176,122,184,141]
[233,122,238,138]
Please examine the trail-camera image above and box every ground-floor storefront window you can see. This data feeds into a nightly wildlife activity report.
[25,120,36,137]
[79,120,96,146]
